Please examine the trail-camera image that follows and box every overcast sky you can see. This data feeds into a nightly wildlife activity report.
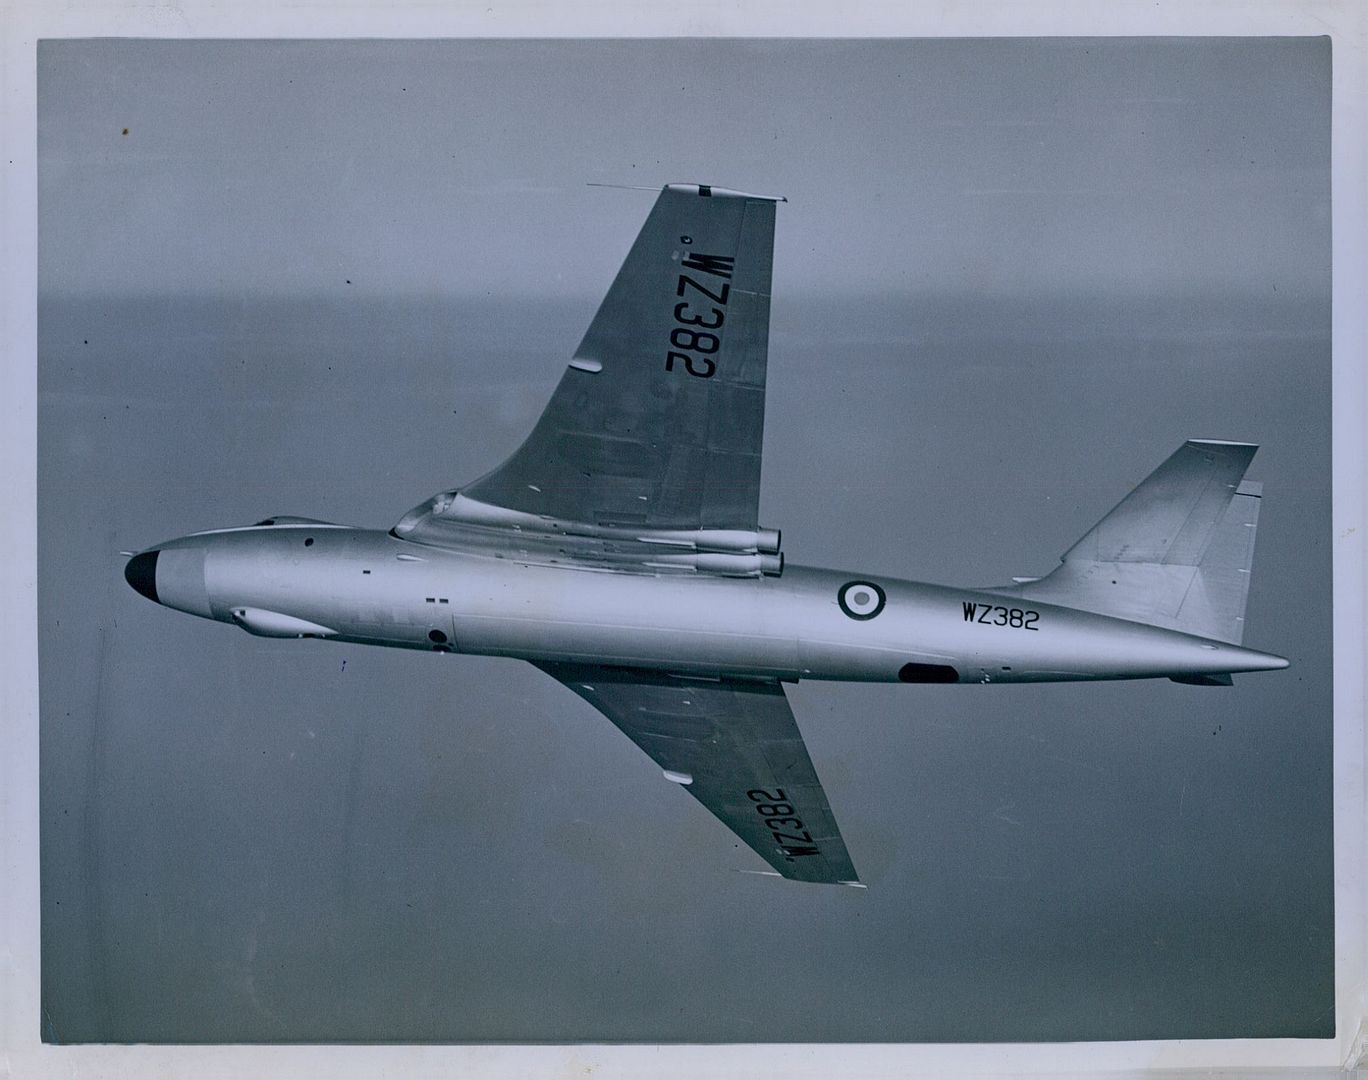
[39,38,1328,302]
[38,37,1332,1044]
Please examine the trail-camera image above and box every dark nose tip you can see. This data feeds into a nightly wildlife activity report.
[124,550,160,603]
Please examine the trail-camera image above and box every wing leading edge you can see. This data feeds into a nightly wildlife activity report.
[463,184,780,532]
[535,662,861,886]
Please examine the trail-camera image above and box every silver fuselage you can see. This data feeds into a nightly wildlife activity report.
[136,522,1287,684]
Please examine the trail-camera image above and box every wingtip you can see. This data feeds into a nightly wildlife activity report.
[735,869,866,889]
[664,183,787,202]
[1188,438,1259,449]
[588,182,788,202]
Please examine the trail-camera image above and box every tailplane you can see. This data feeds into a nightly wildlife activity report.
[1012,441,1264,644]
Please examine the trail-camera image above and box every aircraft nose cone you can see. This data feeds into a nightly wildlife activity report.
[124,550,160,603]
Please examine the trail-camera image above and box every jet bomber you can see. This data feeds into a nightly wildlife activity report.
[125,184,1288,886]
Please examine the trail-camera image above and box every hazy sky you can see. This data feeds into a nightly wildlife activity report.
[39,38,1328,302]
[38,38,1332,1043]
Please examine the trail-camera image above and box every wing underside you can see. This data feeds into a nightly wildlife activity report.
[535,662,861,886]
[463,184,780,532]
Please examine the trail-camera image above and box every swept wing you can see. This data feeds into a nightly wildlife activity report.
[397,184,782,549]
[535,662,861,886]
[466,184,779,530]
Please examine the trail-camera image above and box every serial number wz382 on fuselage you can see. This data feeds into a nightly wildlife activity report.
[124,183,1288,887]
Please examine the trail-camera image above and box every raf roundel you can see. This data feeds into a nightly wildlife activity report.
[838,580,886,621]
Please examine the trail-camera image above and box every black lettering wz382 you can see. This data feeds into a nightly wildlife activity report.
[962,601,1040,631]
[746,787,820,858]
[666,251,734,379]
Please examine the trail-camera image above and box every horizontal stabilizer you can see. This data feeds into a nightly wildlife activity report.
[1013,441,1265,644]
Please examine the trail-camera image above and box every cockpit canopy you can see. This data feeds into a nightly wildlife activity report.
[251,516,336,527]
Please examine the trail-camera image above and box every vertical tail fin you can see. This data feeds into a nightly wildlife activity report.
[1018,441,1264,643]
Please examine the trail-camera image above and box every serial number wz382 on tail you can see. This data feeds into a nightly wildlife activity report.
[125,183,1288,887]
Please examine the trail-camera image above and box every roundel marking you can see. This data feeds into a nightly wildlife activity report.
[838,580,886,620]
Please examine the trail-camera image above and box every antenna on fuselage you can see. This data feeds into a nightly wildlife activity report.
[586,182,659,192]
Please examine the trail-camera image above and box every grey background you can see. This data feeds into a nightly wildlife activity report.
[38,38,1332,1042]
